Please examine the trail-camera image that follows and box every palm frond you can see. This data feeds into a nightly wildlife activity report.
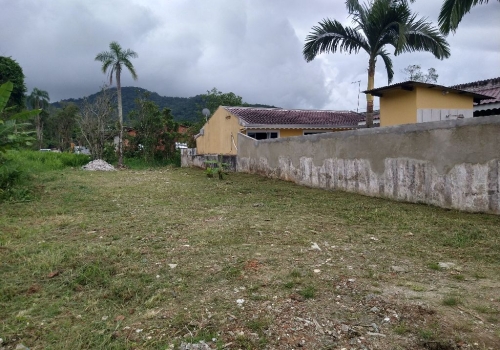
[123,59,138,80]
[438,0,495,34]
[377,49,394,84]
[0,82,14,111]
[303,19,368,62]
[403,18,451,59]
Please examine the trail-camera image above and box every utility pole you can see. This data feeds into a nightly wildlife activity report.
[351,80,361,113]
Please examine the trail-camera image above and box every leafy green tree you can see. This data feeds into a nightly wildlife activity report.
[129,95,179,163]
[0,82,37,154]
[95,41,138,167]
[439,0,498,34]
[200,88,243,119]
[186,88,244,147]
[303,0,450,127]
[0,57,27,113]
[45,103,78,151]
[402,64,438,83]
[27,88,50,149]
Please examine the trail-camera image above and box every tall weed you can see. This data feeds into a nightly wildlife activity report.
[0,150,90,202]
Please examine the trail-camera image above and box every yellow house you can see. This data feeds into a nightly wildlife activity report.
[364,81,492,127]
[195,106,365,155]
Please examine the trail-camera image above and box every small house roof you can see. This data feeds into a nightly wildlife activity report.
[223,106,364,129]
[451,77,500,106]
[363,81,493,104]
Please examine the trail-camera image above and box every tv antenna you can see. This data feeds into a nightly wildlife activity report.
[351,80,361,113]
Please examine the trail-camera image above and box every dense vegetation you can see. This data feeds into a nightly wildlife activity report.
[52,86,276,124]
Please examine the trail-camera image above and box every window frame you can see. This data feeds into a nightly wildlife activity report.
[246,130,280,140]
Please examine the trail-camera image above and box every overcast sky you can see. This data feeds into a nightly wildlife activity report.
[1,0,499,112]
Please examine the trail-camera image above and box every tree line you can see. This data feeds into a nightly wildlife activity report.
[2,0,494,160]
[0,55,268,166]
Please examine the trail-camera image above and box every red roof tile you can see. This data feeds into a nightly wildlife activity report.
[224,107,364,128]
[451,77,500,105]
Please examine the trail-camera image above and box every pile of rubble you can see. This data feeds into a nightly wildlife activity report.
[82,159,116,171]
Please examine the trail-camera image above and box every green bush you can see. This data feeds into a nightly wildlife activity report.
[0,156,32,201]
[102,143,118,164]
[6,150,90,172]
[0,150,90,202]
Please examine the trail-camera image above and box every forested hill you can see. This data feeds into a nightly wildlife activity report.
[51,87,276,124]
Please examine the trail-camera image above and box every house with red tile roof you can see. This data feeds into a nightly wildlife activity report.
[195,106,364,155]
[451,77,500,117]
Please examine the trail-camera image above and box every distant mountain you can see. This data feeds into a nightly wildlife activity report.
[51,86,277,124]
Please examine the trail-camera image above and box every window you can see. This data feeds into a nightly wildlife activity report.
[247,131,279,140]
[303,131,329,136]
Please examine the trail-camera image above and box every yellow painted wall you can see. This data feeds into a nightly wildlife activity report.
[379,86,473,127]
[196,107,241,155]
[416,87,473,109]
[380,89,417,127]
[196,107,358,154]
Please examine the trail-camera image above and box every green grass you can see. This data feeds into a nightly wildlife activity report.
[442,295,461,307]
[0,166,499,349]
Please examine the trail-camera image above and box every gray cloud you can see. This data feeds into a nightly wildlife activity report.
[1,0,499,112]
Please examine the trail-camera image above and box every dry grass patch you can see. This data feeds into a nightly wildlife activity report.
[0,167,499,349]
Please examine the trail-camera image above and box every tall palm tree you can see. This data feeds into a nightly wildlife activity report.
[439,0,498,34]
[303,0,450,127]
[95,41,138,167]
[27,88,50,149]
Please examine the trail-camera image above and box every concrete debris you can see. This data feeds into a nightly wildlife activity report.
[366,332,386,337]
[310,242,321,251]
[438,262,456,269]
[15,344,30,350]
[178,342,211,350]
[82,159,116,171]
[391,266,407,273]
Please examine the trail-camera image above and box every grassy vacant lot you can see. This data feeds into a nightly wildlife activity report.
[1,167,499,349]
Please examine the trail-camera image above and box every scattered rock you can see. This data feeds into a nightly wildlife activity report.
[15,344,30,350]
[366,332,386,337]
[290,293,306,302]
[310,242,321,251]
[179,341,211,350]
[438,262,456,269]
[391,266,407,273]
[47,270,60,278]
[82,159,116,171]
[168,264,177,269]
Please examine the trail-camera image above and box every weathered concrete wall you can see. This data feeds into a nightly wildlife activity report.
[181,148,237,171]
[237,116,500,214]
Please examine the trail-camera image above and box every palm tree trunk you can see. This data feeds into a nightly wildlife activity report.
[365,58,376,128]
[34,99,43,149]
[116,69,124,167]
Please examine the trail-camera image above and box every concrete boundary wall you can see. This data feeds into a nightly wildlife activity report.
[237,116,500,214]
[181,148,237,171]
